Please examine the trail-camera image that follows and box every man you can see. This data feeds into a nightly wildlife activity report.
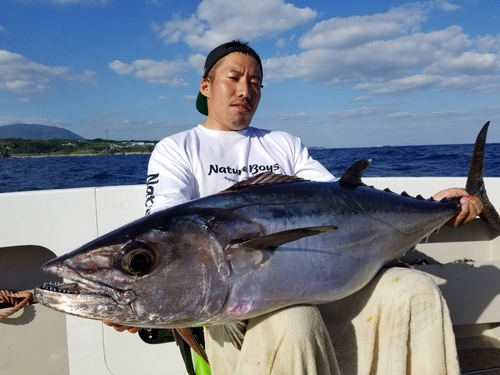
[109,40,482,375]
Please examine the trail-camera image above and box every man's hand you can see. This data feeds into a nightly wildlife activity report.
[433,188,483,227]
[103,321,146,334]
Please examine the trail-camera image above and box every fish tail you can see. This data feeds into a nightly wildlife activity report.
[465,121,500,230]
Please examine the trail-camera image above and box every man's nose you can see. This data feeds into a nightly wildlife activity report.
[237,79,251,99]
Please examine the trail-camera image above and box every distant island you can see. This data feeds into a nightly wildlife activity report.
[0,123,85,140]
[0,123,156,158]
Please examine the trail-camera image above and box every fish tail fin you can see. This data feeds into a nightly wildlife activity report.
[465,121,500,230]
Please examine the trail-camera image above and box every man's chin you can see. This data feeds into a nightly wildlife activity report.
[229,124,250,131]
[229,115,254,130]
[225,120,251,131]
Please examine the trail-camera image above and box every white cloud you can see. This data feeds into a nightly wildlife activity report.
[355,96,371,102]
[188,53,206,75]
[356,75,441,94]
[388,111,415,118]
[326,107,380,119]
[356,74,500,94]
[439,75,500,91]
[262,112,308,121]
[422,110,472,118]
[299,4,426,50]
[424,52,499,75]
[152,0,316,51]
[476,35,500,53]
[0,50,94,93]
[147,0,161,5]
[435,0,462,12]
[109,54,204,87]
[183,95,197,100]
[260,3,500,95]
[276,38,286,49]
[132,60,186,80]
[108,61,134,75]
[264,25,471,83]
[0,26,6,33]
[18,97,32,103]
[65,69,97,82]
[159,95,168,100]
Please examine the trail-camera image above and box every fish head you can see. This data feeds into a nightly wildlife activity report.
[35,213,230,328]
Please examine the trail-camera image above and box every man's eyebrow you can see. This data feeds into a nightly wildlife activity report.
[227,68,262,81]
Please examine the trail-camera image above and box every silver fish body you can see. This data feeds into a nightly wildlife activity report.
[35,122,500,328]
[35,177,459,327]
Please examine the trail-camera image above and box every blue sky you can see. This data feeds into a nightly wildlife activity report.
[1,0,500,147]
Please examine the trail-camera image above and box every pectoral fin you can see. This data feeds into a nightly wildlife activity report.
[228,226,337,251]
[176,328,209,365]
[224,320,248,351]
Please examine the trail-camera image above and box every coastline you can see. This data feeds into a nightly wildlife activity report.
[8,151,152,159]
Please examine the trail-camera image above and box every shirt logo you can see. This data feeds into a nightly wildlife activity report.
[208,163,279,176]
[145,172,159,215]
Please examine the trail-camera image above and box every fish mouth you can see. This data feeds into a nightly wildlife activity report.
[38,257,137,305]
[37,281,106,296]
[34,281,138,323]
[35,276,136,305]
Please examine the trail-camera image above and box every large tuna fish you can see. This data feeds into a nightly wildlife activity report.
[35,122,499,354]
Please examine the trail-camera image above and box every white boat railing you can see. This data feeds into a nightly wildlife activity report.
[1,178,499,375]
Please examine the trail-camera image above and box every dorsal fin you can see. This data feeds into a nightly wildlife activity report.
[340,159,371,188]
[466,121,489,195]
[465,121,500,230]
[220,172,306,193]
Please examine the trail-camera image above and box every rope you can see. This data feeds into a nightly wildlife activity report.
[0,290,35,320]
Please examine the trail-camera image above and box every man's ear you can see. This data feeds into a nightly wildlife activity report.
[200,78,210,98]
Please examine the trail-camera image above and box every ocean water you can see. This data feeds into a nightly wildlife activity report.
[0,143,499,194]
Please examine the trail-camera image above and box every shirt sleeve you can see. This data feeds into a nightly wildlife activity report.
[145,139,194,215]
[292,137,336,182]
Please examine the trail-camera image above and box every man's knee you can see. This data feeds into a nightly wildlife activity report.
[375,267,442,299]
[248,304,327,341]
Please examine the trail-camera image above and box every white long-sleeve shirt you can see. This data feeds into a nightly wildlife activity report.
[145,125,334,215]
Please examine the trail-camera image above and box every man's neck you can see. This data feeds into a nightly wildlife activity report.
[202,118,250,132]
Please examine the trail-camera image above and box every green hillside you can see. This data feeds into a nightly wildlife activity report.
[0,123,85,140]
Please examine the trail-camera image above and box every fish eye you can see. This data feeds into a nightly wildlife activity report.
[117,242,155,276]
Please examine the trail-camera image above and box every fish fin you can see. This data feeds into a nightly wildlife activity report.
[176,328,209,365]
[228,226,337,251]
[465,121,500,231]
[224,320,248,351]
[340,159,372,188]
[172,328,182,346]
[220,172,306,193]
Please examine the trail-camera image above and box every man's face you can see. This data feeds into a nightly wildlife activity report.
[201,52,262,131]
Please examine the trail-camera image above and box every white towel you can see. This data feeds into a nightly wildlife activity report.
[205,267,460,375]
